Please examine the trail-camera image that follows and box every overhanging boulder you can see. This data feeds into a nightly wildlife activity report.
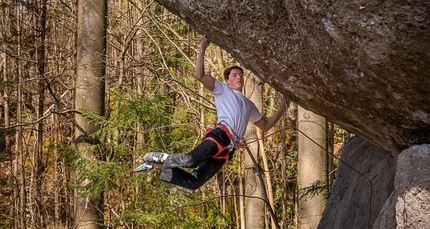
[155,0,430,154]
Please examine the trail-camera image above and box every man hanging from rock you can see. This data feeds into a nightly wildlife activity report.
[134,36,288,190]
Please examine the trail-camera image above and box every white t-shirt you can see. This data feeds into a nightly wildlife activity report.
[212,80,263,141]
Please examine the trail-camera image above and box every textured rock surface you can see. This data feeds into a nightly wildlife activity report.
[394,144,430,228]
[372,191,397,229]
[373,144,430,229]
[155,0,430,154]
[317,137,396,229]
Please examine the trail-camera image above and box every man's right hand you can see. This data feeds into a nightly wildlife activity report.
[201,36,210,50]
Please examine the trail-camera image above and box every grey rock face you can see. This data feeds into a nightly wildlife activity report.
[394,144,430,228]
[317,137,396,229]
[155,0,430,154]
[373,144,430,229]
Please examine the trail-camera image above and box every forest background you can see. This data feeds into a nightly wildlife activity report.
[0,0,349,228]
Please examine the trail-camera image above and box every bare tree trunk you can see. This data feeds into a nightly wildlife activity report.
[267,88,276,145]
[2,38,14,229]
[279,118,286,229]
[50,11,60,228]
[74,0,107,228]
[297,106,327,229]
[63,148,71,229]
[35,1,47,227]
[16,63,25,229]
[244,73,265,229]
[256,127,276,229]
[214,48,225,77]
[238,151,246,229]
[54,113,60,228]
[13,4,27,227]
[135,28,146,201]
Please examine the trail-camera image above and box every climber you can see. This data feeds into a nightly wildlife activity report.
[134,36,288,190]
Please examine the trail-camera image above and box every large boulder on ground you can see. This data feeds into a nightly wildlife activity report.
[154,0,430,155]
[317,137,396,229]
[373,144,430,229]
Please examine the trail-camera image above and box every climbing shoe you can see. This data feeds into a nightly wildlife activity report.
[133,161,154,172]
[143,152,169,163]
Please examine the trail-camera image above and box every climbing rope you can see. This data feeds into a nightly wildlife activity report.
[241,138,281,229]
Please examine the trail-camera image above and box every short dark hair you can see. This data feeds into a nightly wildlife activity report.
[223,66,244,80]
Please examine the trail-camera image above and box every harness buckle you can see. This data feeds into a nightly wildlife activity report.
[228,140,235,152]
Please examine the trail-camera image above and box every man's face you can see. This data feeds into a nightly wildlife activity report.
[226,69,244,91]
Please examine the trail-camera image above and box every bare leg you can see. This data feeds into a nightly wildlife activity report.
[153,162,163,170]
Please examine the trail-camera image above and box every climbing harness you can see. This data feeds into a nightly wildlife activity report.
[201,123,247,160]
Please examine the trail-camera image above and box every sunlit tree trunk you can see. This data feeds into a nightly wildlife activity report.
[244,73,265,229]
[297,106,327,229]
[267,88,276,145]
[238,151,245,229]
[74,0,107,228]
[257,127,276,229]
[286,102,299,228]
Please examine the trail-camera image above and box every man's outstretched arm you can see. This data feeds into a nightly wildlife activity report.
[254,97,289,132]
[195,36,216,91]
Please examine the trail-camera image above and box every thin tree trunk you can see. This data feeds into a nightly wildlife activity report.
[17,63,25,229]
[54,114,60,228]
[256,128,276,229]
[297,106,327,229]
[74,0,107,228]
[14,4,26,227]
[63,147,71,229]
[279,117,289,229]
[238,151,245,229]
[51,12,60,228]
[215,48,225,77]
[2,39,14,229]
[244,73,265,229]
[266,88,276,145]
[135,32,146,200]
[35,1,47,227]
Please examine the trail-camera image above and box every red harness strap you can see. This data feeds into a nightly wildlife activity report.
[202,123,247,161]
[203,136,231,160]
[217,123,248,149]
[217,123,233,139]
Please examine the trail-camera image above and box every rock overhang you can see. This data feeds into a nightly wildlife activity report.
[155,0,430,154]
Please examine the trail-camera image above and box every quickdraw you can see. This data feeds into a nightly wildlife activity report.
[202,123,247,160]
